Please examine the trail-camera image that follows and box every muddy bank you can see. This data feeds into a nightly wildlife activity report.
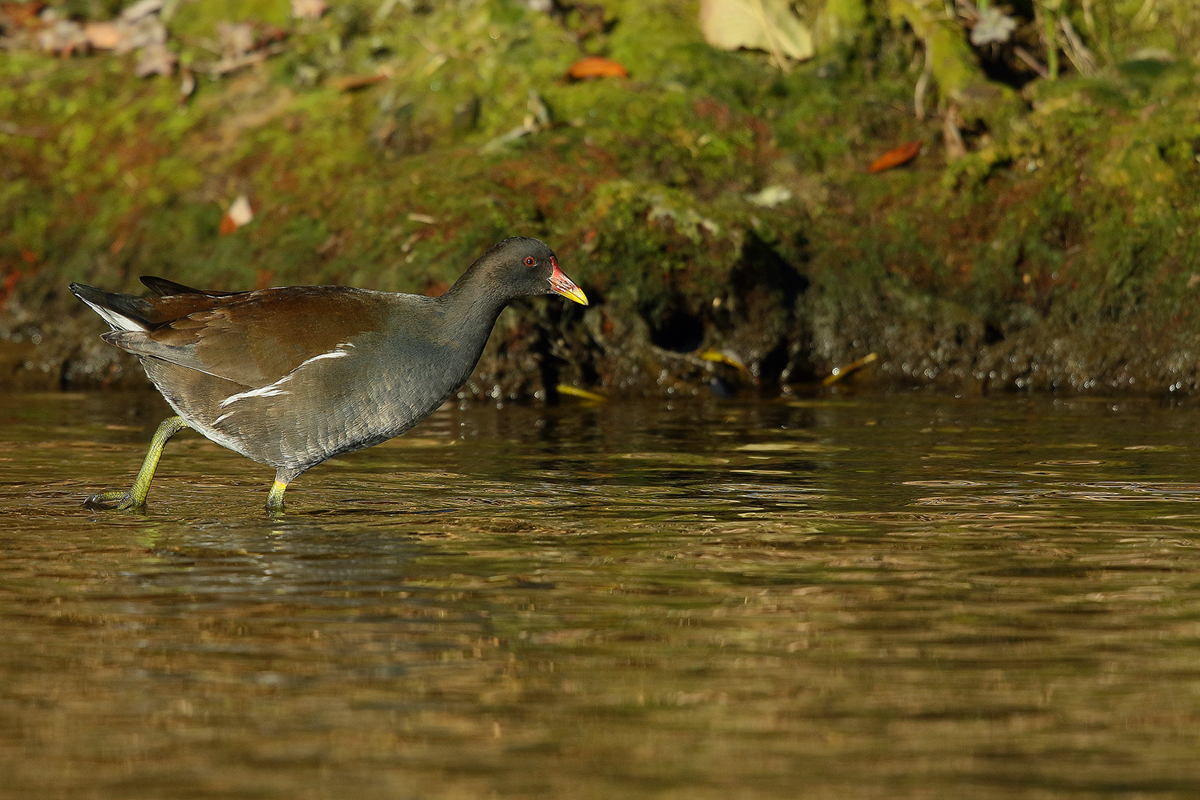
[3,1,1199,399]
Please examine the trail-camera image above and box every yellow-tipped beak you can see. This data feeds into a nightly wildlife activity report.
[549,265,588,306]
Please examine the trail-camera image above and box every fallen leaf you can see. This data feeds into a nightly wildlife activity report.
[83,21,121,50]
[566,56,628,80]
[868,140,921,173]
[135,41,176,77]
[291,0,326,19]
[699,0,813,66]
[0,2,45,30]
[219,195,253,235]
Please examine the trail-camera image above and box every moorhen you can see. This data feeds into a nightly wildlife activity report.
[71,237,587,512]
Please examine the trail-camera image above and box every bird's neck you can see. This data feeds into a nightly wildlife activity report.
[432,273,509,360]
[439,265,510,325]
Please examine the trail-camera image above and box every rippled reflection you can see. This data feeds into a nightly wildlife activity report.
[3,391,1200,797]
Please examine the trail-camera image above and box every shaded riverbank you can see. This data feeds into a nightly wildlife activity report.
[3,1,1199,397]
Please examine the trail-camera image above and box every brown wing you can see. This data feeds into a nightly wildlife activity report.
[103,286,396,388]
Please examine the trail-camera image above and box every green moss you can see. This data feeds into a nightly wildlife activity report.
[169,0,293,37]
[8,0,1200,394]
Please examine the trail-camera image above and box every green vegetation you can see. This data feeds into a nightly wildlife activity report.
[2,0,1199,395]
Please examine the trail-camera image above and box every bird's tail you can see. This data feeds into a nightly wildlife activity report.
[69,283,154,332]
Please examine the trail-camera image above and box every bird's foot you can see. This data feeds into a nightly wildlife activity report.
[83,490,145,511]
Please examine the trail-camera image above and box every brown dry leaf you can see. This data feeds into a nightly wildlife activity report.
[219,195,253,235]
[868,141,921,173]
[566,56,628,80]
[0,2,45,30]
[83,21,121,49]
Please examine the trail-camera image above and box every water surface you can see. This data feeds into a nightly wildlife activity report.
[3,391,1200,798]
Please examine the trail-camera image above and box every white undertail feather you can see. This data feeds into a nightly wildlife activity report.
[80,297,146,332]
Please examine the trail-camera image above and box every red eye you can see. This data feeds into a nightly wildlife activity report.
[524,256,536,267]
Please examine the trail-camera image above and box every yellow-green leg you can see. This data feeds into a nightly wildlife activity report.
[266,475,290,514]
[85,416,189,510]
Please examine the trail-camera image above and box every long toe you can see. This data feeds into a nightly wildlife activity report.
[83,490,143,511]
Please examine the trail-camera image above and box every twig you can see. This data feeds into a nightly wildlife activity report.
[1013,45,1050,79]
[191,43,287,76]
[913,43,933,122]
[943,104,966,161]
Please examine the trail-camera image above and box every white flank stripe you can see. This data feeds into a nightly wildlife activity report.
[296,344,353,368]
[218,373,294,408]
[216,343,354,409]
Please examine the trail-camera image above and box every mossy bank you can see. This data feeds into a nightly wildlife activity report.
[3,0,1199,399]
